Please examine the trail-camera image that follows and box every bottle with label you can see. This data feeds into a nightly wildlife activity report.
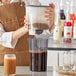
[59,0,66,37]
[53,13,62,42]
[60,10,66,36]
[60,0,66,20]
[64,2,72,43]
[53,3,62,42]
[64,22,72,43]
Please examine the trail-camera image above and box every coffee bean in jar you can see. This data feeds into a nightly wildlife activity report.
[33,23,49,30]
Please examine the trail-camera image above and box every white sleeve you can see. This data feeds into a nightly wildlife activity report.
[0,23,18,48]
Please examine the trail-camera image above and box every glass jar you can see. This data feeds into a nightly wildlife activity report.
[63,51,71,71]
[4,54,16,76]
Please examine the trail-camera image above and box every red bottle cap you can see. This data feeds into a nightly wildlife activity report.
[70,14,76,20]
[64,22,72,26]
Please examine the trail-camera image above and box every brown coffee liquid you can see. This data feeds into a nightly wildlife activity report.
[4,58,16,74]
[33,23,49,30]
[30,51,47,72]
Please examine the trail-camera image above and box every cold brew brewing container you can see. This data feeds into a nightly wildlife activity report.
[28,38,48,72]
[26,5,51,35]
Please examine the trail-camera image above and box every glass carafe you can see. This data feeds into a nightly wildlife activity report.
[28,38,48,72]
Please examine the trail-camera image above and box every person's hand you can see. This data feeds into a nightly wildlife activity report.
[19,16,27,28]
[45,3,55,32]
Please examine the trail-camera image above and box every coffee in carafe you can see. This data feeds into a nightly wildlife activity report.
[28,38,48,72]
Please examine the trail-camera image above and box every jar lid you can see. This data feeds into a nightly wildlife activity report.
[64,22,72,26]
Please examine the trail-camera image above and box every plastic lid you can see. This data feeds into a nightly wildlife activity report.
[64,22,72,26]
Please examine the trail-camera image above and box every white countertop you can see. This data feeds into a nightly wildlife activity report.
[0,66,58,76]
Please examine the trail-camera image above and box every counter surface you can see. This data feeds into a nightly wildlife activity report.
[0,66,58,76]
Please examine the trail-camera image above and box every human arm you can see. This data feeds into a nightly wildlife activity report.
[0,23,28,48]
[12,25,28,46]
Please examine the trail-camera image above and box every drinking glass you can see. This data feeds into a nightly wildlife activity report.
[63,51,71,71]
[4,54,16,76]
